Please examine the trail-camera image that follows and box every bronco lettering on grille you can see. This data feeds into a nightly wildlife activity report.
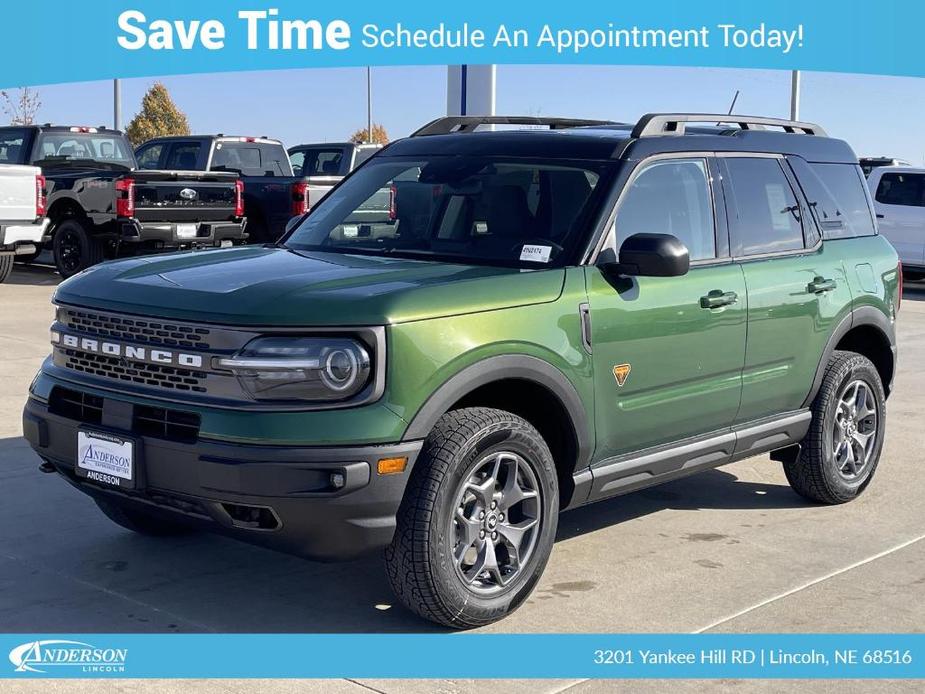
[52,331,204,369]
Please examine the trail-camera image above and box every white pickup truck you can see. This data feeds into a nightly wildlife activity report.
[867,166,925,281]
[0,164,48,283]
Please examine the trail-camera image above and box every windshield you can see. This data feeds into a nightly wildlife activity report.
[34,132,134,167]
[284,156,613,268]
[0,128,29,164]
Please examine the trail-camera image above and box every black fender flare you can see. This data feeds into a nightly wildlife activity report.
[802,306,896,407]
[402,354,593,474]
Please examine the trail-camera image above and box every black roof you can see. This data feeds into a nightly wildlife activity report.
[384,115,858,165]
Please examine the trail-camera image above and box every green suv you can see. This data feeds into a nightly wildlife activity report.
[23,114,901,628]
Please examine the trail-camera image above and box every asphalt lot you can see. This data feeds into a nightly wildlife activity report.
[1,260,923,693]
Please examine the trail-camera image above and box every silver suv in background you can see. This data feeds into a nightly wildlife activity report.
[868,166,925,280]
[860,157,911,177]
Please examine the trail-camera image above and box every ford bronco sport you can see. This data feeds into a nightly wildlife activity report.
[22,114,901,628]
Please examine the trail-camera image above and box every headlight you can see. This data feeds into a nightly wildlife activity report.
[218,337,371,402]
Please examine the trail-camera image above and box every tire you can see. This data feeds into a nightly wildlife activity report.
[95,497,195,537]
[0,254,12,283]
[53,218,104,278]
[785,351,887,504]
[245,215,273,245]
[385,407,559,628]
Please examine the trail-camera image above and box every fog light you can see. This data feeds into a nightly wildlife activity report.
[377,457,408,475]
[330,472,346,489]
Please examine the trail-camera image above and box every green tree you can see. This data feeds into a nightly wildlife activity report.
[349,123,389,145]
[125,82,190,145]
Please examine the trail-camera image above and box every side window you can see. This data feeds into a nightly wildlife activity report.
[615,158,717,261]
[290,150,305,176]
[723,157,805,256]
[135,143,163,170]
[801,162,876,239]
[164,143,202,170]
[875,172,925,207]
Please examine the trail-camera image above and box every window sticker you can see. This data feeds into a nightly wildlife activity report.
[520,244,552,263]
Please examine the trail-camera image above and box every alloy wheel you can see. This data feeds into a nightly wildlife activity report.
[832,379,878,480]
[449,451,542,595]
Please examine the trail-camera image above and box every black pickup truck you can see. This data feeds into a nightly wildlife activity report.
[135,135,308,244]
[0,125,247,278]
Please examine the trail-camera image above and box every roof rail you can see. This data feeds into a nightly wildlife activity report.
[631,113,827,138]
[411,116,619,137]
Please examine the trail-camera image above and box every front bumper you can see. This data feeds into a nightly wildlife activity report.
[121,219,248,247]
[23,394,422,561]
[1,218,49,250]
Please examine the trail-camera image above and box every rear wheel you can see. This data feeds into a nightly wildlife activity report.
[53,218,103,278]
[385,407,558,628]
[95,497,195,537]
[0,254,13,283]
[785,351,886,504]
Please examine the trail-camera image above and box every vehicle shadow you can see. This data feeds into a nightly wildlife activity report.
[0,435,807,634]
[6,263,60,286]
[556,467,810,542]
[902,280,925,301]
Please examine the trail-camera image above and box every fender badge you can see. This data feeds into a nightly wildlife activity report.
[613,363,631,387]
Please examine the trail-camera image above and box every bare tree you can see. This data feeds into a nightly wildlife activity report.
[0,87,41,126]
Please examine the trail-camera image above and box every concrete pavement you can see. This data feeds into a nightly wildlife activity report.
[1,263,922,692]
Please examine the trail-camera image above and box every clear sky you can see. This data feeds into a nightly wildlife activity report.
[15,65,925,163]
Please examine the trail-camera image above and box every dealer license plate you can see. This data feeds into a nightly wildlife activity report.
[76,430,135,489]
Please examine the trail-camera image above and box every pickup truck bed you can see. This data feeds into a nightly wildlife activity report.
[0,163,49,282]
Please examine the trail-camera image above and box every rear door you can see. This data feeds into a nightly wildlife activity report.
[586,155,747,465]
[869,170,925,269]
[720,154,852,422]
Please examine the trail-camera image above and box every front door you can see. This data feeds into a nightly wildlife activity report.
[586,156,747,464]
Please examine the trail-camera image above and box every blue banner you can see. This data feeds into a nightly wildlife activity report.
[2,634,923,679]
[2,1,925,88]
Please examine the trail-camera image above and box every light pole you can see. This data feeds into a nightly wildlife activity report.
[366,67,372,143]
[113,79,122,131]
[790,70,801,121]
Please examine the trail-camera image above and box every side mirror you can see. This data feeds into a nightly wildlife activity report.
[604,233,690,278]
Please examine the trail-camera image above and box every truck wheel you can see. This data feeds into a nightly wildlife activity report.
[95,498,195,537]
[53,218,103,278]
[785,351,886,504]
[385,407,559,628]
[0,255,13,283]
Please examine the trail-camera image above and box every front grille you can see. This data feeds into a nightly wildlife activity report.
[62,309,212,350]
[49,387,103,424]
[62,349,207,393]
[134,405,200,443]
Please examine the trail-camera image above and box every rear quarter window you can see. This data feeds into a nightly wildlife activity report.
[790,160,876,240]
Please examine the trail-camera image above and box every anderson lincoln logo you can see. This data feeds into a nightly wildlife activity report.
[9,640,128,674]
[52,330,204,369]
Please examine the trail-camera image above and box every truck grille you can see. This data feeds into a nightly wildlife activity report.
[62,308,212,350]
[61,349,207,393]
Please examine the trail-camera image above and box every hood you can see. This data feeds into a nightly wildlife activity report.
[54,246,566,326]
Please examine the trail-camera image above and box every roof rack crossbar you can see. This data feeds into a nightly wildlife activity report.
[631,113,827,138]
[411,116,619,137]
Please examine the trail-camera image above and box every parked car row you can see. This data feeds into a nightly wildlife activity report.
[0,124,383,281]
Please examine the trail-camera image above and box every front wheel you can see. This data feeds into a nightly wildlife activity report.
[53,218,103,278]
[385,407,559,628]
[0,254,12,283]
[785,351,886,504]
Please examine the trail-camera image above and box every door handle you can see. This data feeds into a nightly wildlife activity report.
[700,290,738,309]
[807,276,837,293]
[876,213,885,219]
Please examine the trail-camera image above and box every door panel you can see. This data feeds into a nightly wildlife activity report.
[735,247,851,422]
[586,263,747,462]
